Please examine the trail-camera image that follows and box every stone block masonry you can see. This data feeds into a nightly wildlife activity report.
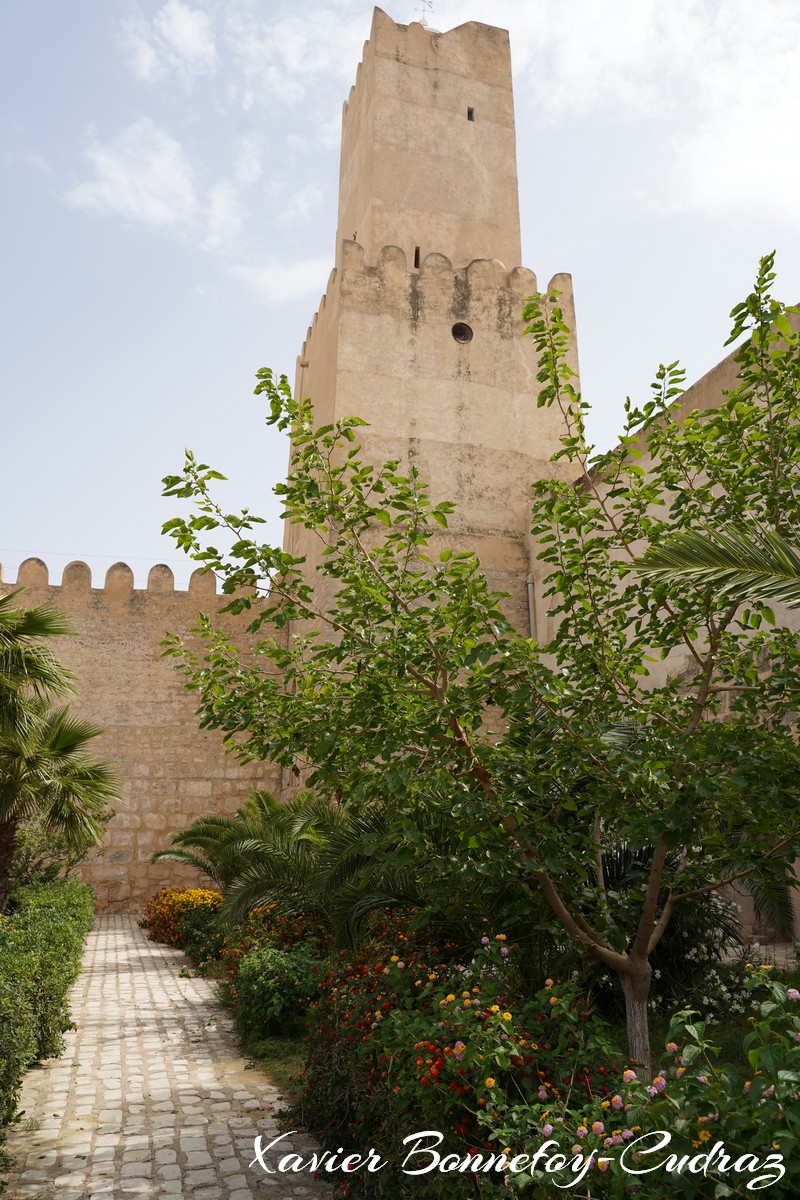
[0,558,277,911]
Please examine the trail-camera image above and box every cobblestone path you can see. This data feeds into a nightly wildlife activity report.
[3,915,333,1199]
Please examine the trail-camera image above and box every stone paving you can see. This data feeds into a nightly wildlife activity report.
[2,915,333,1199]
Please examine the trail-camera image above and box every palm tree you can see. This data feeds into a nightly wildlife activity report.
[153,789,420,946]
[151,789,287,888]
[636,524,800,608]
[0,590,76,735]
[0,700,120,909]
[0,591,120,909]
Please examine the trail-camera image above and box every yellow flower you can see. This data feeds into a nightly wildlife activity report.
[463,998,472,1006]
[490,1005,500,1014]
[446,994,455,1002]
[496,933,507,941]
[503,1012,512,1022]
[601,1100,610,1109]
[485,1077,496,1088]
[699,1130,711,1142]
[428,974,436,981]
[390,955,399,963]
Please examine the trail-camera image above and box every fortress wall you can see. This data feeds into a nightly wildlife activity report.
[0,559,277,911]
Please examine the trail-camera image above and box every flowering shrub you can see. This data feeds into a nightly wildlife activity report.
[301,936,621,1197]
[479,966,800,1197]
[139,887,223,956]
[218,903,331,984]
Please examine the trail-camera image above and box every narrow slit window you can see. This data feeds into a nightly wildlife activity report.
[414,245,421,269]
[467,107,475,121]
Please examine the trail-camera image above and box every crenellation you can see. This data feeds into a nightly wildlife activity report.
[147,563,174,592]
[105,561,134,600]
[17,556,48,586]
[188,566,216,598]
[62,560,92,589]
[509,266,538,296]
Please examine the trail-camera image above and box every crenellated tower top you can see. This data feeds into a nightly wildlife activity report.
[335,7,522,272]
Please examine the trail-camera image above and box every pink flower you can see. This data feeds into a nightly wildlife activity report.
[576,1126,588,1139]
[537,1087,548,1101]
[623,1069,637,1083]
[591,1121,604,1136]
[500,947,509,957]
[481,936,490,945]
[611,1094,623,1110]
[543,1124,554,1136]
[666,1042,678,1053]
[621,1129,634,1140]
[787,988,800,1001]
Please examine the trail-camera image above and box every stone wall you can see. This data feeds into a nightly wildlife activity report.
[0,557,276,911]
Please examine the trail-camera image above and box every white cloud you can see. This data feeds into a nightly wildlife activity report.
[121,24,161,83]
[155,0,217,72]
[66,118,200,229]
[203,180,246,251]
[275,182,325,226]
[432,0,800,224]
[663,13,800,223]
[122,0,217,83]
[227,257,331,304]
[234,134,262,187]
[224,3,365,108]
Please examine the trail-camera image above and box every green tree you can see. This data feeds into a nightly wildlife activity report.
[162,255,800,1067]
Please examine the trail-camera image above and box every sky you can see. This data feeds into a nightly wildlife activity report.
[2,0,800,589]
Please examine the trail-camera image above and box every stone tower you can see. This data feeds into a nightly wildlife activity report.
[288,7,577,633]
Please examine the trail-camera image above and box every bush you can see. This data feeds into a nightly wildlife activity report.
[140,886,223,958]
[300,934,621,1198]
[0,881,94,1137]
[232,943,322,1041]
[218,903,331,982]
[296,932,800,1199]
[477,966,800,1199]
[9,808,114,892]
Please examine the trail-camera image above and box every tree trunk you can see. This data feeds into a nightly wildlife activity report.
[620,961,652,1070]
[0,814,20,913]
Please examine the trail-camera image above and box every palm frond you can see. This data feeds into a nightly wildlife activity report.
[637,524,800,608]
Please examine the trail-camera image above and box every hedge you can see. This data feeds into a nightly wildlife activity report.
[0,881,94,1135]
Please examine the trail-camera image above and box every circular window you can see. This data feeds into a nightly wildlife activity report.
[451,322,473,344]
